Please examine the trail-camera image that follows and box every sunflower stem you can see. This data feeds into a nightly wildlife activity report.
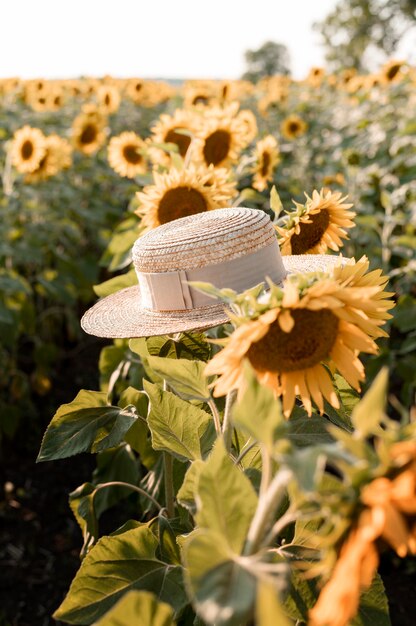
[163,452,175,518]
[208,398,222,436]
[243,468,292,556]
[162,378,175,517]
[222,389,237,452]
[93,481,162,511]
[259,444,273,497]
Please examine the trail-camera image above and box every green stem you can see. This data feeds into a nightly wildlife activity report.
[222,389,237,452]
[259,444,272,497]
[163,452,175,517]
[243,468,292,556]
[94,481,162,511]
[208,398,222,436]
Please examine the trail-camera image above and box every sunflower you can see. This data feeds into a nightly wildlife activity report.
[205,259,394,417]
[10,126,47,174]
[194,111,248,169]
[71,112,106,155]
[107,132,148,178]
[252,135,280,192]
[276,189,356,255]
[381,59,406,84]
[135,164,237,230]
[280,114,308,140]
[96,85,121,114]
[309,442,416,626]
[148,109,199,165]
[183,81,216,108]
[236,108,258,145]
[25,134,72,183]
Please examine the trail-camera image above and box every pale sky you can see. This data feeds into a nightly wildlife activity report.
[0,0,343,80]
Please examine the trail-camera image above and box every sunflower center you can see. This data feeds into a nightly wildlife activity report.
[290,209,330,254]
[260,151,271,176]
[123,144,142,164]
[386,65,400,81]
[80,124,97,145]
[21,140,34,160]
[193,95,209,105]
[165,128,191,157]
[203,130,231,166]
[157,186,208,224]
[288,122,300,134]
[247,309,339,373]
[104,94,111,106]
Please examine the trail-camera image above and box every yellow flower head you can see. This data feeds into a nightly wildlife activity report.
[11,126,47,174]
[107,132,148,179]
[135,164,237,230]
[280,114,307,140]
[72,110,106,155]
[25,134,72,183]
[276,189,356,255]
[96,85,121,114]
[252,135,280,192]
[206,258,394,418]
[148,108,199,165]
[193,107,248,168]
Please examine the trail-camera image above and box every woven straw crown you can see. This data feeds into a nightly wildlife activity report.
[81,207,345,338]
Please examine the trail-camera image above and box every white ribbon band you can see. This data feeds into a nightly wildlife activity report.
[137,240,286,311]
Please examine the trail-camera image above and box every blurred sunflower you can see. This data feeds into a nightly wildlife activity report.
[71,112,106,155]
[183,80,216,107]
[194,113,247,168]
[276,189,356,255]
[97,85,121,114]
[107,132,147,179]
[236,108,258,145]
[25,134,72,183]
[125,78,145,103]
[381,59,406,84]
[280,114,307,140]
[309,441,416,626]
[135,165,236,230]
[11,126,47,173]
[252,135,280,192]
[206,259,394,417]
[148,109,198,165]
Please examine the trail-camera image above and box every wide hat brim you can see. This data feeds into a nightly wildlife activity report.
[81,254,345,339]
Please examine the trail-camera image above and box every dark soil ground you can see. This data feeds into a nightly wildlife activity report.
[1,338,415,626]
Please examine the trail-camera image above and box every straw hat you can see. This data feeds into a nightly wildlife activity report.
[81,207,345,338]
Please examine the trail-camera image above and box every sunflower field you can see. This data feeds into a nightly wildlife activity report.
[1,61,416,625]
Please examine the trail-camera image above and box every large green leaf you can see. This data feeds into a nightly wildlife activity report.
[195,440,258,553]
[92,590,176,626]
[146,355,210,401]
[177,460,205,514]
[284,570,390,626]
[37,390,138,461]
[233,364,284,450]
[351,368,388,436]
[144,381,212,462]
[256,581,293,626]
[182,528,256,626]
[54,526,187,624]
[93,269,136,298]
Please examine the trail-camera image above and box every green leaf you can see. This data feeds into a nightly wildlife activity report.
[233,364,284,450]
[256,581,293,626]
[351,368,388,436]
[92,590,176,626]
[93,269,136,297]
[352,573,391,626]
[37,390,138,461]
[69,483,98,556]
[270,185,284,216]
[53,526,187,624]
[195,439,258,553]
[93,445,140,516]
[146,355,210,401]
[144,381,212,462]
[286,408,333,447]
[182,528,256,626]
[177,460,204,513]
